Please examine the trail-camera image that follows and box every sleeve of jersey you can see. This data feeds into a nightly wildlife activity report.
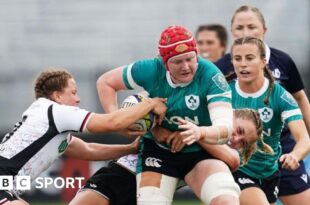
[52,104,92,133]
[285,55,304,93]
[277,86,303,123]
[205,69,232,104]
[122,59,158,90]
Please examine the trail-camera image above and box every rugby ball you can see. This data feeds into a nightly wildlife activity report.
[120,94,155,131]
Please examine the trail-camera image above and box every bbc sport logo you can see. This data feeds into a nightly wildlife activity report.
[0,176,84,190]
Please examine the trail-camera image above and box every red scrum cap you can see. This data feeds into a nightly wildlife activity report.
[158,25,197,69]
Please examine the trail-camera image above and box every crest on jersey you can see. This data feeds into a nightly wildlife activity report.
[281,92,298,106]
[212,73,230,91]
[258,107,274,123]
[185,95,200,110]
[58,139,69,153]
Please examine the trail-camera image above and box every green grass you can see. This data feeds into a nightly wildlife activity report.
[31,200,201,205]
[173,200,201,205]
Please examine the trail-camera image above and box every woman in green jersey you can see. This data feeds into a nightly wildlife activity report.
[96,25,240,205]
[180,37,310,205]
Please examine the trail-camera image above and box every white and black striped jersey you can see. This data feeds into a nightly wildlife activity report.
[0,98,91,184]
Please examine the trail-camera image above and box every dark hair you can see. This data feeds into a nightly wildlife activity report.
[228,37,275,105]
[195,24,228,54]
[231,5,266,30]
[34,68,73,99]
[234,108,273,164]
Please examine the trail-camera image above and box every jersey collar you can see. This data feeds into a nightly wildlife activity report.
[235,77,269,98]
[166,71,191,88]
[264,42,271,64]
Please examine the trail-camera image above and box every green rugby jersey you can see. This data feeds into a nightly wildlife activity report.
[123,57,231,152]
[230,78,302,179]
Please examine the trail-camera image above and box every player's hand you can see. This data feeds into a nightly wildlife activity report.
[129,137,141,154]
[118,126,146,139]
[279,153,300,170]
[178,118,202,145]
[150,98,167,125]
[151,125,170,143]
[167,131,186,153]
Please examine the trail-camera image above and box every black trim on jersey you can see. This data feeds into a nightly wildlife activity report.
[79,112,91,132]
[0,105,59,176]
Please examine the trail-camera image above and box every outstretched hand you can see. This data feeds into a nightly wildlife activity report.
[178,118,202,145]
[118,126,146,139]
[129,137,141,154]
[152,125,186,153]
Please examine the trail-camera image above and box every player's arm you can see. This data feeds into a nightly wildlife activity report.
[86,97,166,133]
[65,135,139,161]
[179,102,233,145]
[292,90,310,135]
[280,120,310,170]
[199,143,240,171]
[96,66,127,113]
[152,124,240,171]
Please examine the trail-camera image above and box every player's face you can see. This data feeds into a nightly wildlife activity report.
[58,78,81,106]
[229,117,258,150]
[196,30,225,62]
[167,51,198,84]
[231,11,266,40]
[232,44,266,84]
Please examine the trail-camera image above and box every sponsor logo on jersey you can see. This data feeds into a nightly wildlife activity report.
[212,73,230,91]
[262,128,272,137]
[90,183,97,188]
[281,92,298,106]
[238,178,255,184]
[274,186,279,197]
[258,107,274,123]
[58,139,69,153]
[185,95,200,110]
[165,115,199,125]
[301,174,308,183]
[145,157,162,168]
[272,68,281,79]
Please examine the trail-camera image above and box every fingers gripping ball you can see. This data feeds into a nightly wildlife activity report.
[120,94,155,131]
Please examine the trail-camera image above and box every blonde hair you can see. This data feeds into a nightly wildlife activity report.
[34,68,73,99]
[234,108,273,165]
[231,5,266,30]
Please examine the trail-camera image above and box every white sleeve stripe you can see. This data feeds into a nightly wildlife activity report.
[126,63,143,90]
[206,91,231,101]
[281,109,302,121]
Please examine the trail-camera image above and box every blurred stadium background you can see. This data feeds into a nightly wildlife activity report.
[0,0,309,204]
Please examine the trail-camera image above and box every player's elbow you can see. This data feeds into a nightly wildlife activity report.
[96,74,107,91]
[304,139,310,155]
[229,150,241,171]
